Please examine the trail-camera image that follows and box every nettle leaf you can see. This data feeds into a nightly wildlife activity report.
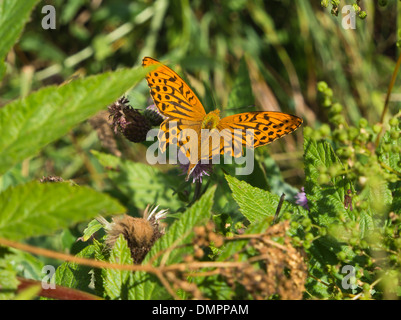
[303,138,374,295]
[104,234,133,300]
[225,174,308,223]
[55,244,95,293]
[379,130,401,173]
[304,138,351,221]
[0,181,125,240]
[304,137,374,235]
[128,185,216,300]
[91,150,184,212]
[0,0,40,80]
[0,65,150,176]
[0,248,20,300]
[360,177,393,220]
[378,130,401,214]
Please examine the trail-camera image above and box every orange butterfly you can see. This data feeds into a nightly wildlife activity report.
[142,57,303,180]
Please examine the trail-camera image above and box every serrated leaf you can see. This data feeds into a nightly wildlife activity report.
[304,138,375,233]
[92,150,184,211]
[304,138,375,237]
[129,185,216,300]
[55,244,95,293]
[378,131,401,214]
[5,247,45,281]
[0,249,19,300]
[225,174,307,223]
[0,0,40,81]
[303,138,374,295]
[0,181,125,240]
[92,239,107,297]
[379,130,401,173]
[104,234,133,300]
[0,65,150,175]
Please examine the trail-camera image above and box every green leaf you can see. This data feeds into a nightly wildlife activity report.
[378,130,401,214]
[4,247,45,281]
[81,219,103,242]
[0,181,125,240]
[92,239,107,297]
[379,130,401,173]
[55,244,95,293]
[0,0,40,81]
[0,65,149,175]
[92,150,184,212]
[225,174,307,223]
[0,248,19,300]
[303,138,375,230]
[129,185,216,300]
[104,234,133,300]
[148,185,216,265]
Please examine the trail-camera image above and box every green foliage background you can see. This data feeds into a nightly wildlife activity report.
[0,0,401,300]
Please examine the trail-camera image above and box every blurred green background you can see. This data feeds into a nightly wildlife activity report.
[0,0,400,191]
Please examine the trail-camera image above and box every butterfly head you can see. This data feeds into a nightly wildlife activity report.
[201,110,221,130]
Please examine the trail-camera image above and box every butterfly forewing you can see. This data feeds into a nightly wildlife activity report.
[217,111,303,156]
[142,57,206,121]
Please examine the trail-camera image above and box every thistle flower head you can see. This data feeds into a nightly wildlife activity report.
[108,97,151,143]
[143,104,167,126]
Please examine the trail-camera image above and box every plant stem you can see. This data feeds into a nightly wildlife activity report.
[375,51,401,146]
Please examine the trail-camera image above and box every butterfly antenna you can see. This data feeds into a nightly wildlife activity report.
[205,76,218,110]
[222,104,256,116]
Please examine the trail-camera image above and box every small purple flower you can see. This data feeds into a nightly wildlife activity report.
[179,161,213,183]
[295,187,309,210]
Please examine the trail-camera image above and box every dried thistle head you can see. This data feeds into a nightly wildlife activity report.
[40,176,64,183]
[102,205,167,264]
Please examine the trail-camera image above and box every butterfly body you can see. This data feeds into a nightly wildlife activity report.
[142,57,303,181]
[201,110,220,129]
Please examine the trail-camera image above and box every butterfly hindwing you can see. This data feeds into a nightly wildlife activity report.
[158,118,202,163]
